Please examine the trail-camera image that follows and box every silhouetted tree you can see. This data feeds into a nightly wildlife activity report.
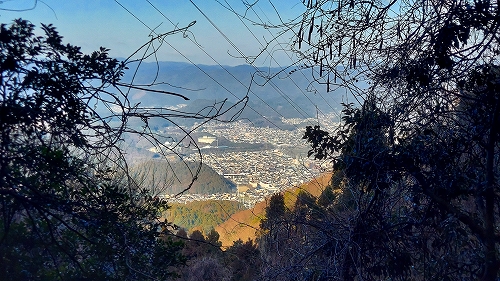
[249,0,500,279]
[184,256,231,281]
[225,238,261,281]
[0,18,237,280]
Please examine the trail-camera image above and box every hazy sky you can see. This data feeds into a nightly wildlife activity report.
[0,0,305,66]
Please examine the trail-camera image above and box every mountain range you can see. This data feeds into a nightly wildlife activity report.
[119,61,345,127]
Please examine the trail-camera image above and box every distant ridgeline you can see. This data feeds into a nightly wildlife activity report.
[131,160,236,195]
[119,60,345,128]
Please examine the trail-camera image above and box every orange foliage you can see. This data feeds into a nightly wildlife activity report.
[216,173,332,247]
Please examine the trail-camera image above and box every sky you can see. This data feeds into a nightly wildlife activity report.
[0,0,305,66]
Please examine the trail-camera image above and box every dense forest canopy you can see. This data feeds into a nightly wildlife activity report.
[166,200,243,234]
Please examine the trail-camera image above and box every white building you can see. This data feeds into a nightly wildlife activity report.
[198,135,217,144]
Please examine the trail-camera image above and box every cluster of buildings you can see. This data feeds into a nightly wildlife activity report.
[162,187,279,209]
[201,120,308,146]
[163,115,338,208]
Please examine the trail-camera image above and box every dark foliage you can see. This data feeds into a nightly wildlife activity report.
[174,228,261,281]
[0,19,196,280]
[257,0,500,280]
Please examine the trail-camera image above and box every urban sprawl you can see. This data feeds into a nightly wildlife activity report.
[162,114,339,208]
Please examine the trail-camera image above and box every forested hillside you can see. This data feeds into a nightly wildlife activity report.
[166,172,335,281]
[215,173,332,247]
[131,160,236,195]
[166,200,243,234]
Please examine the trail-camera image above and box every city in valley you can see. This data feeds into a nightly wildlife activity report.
[141,113,339,208]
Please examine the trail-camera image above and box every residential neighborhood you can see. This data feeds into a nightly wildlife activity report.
[164,114,338,207]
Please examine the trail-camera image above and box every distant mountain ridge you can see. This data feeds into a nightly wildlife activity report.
[120,60,344,126]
